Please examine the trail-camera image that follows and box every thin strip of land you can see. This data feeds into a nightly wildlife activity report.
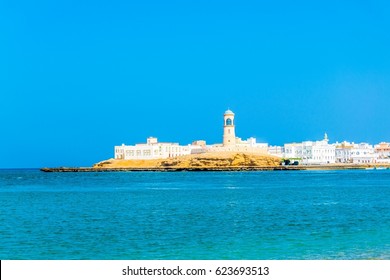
[40,152,390,172]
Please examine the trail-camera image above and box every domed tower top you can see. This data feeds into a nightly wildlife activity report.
[224,109,234,115]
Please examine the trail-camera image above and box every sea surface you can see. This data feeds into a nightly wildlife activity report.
[1,169,390,260]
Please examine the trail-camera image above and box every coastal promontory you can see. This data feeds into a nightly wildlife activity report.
[93,152,282,170]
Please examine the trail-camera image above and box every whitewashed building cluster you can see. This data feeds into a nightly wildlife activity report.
[375,142,390,159]
[335,142,376,164]
[115,109,269,160]
[282,134,336,164]
[268,136,390,165]
[114,109,390,164]
[114,137,205,160]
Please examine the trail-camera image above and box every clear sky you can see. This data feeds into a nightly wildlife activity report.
[1,0,390,168]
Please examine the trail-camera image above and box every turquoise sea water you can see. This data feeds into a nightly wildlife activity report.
[0,169,389,260]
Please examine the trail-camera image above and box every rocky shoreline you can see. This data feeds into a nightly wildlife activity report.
[40,164,390,172]
[40,166,292,172]
[40,152,390,172]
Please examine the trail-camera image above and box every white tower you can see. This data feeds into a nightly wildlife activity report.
[223,109,236,146]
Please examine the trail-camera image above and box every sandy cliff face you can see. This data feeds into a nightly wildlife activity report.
[93,152,281,169]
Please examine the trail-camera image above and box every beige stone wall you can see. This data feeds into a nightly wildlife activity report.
[209,146,268,154]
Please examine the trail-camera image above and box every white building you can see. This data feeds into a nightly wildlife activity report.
[375,142,390,159]
[335,141,377,163]
[335,141,354,163]
[268,145,284,157]
[284,143,303,159]
[114,137,203,160]
[284,134,335,164]
[235,137,268,150]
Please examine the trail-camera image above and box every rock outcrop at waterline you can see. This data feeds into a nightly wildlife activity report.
[93,152,282,170]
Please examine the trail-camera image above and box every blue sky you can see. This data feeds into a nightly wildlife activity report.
[1,0,390,168]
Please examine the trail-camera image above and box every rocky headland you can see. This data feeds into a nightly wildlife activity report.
[92,152,282,170]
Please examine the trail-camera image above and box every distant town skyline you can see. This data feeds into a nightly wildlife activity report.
[1,1,390,168]
[113,109,390,166]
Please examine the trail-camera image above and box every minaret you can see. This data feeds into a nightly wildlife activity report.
[223,109,236,146]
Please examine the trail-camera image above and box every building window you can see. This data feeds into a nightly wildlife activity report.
[226,118,232,126]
